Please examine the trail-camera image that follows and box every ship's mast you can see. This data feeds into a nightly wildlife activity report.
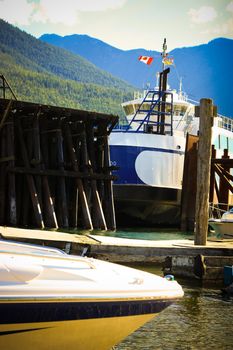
[162,38,167,71]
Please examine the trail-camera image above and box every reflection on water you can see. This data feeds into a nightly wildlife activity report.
[115,267,233,350]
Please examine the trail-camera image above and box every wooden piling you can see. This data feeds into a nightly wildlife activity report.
[219,149,230,210]
[0,98,118,231]
[15,118,45,229]
[180,134,198,231]
[7,118,16,225]
[64,123,93,230]
[209,145,216,203]
[56,128,69,228]
[195,99,215,245]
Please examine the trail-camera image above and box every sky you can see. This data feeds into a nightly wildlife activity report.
[0,0,233,51]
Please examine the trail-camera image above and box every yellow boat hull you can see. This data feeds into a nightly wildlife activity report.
[0,313,157,350]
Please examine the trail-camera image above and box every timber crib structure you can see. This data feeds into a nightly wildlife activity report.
[0,98,118,231]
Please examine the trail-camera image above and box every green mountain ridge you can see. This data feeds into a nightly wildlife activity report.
[0,19,134,117]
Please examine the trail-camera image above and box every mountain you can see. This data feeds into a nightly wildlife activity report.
[40,33,156,90]
[40,34,233,117]
[0,19,134,117]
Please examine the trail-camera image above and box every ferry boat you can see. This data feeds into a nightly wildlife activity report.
[0,239,184,350]
[109,40,233,227]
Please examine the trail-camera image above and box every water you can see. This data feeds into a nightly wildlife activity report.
[91,228,194,241]
[90,228,232,349]
[115,266,233,350]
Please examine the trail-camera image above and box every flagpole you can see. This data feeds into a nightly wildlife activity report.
[162,38,167,72]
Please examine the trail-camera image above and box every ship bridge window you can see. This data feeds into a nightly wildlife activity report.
[174,105,187,116]
[123,104,134,116]
[141,103,150,111]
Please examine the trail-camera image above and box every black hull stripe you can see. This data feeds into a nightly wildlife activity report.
[0,299,174,324]
[0,327,50,336]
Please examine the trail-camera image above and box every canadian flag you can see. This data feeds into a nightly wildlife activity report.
[138,56,153,65]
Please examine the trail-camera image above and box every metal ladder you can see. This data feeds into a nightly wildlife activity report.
[125,89,173,135]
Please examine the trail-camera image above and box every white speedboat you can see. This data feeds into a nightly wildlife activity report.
[109,41,233,227]
[209,208,233,238]
[0,240,184,350]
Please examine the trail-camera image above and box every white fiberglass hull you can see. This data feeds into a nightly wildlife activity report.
[208,219,233,238]
[0,240,184,350]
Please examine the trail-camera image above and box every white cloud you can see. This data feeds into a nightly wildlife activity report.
[0,0,35,25]
[202,18,233,35]
[0,0,127,26]
[226,1,233,12]
[188,6,217,24]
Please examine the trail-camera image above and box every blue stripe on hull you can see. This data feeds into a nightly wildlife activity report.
[0,299,173,325]
[110,145,183,185]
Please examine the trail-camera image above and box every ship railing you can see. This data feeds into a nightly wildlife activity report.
[216,115,233,132]
[186,99,233,132]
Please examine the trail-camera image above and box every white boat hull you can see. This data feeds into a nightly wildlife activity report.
[0,240,184,349]
[209,219,233,238]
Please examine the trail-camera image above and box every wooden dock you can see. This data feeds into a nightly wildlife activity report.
[0,98,118,231]
[1,226,233,286]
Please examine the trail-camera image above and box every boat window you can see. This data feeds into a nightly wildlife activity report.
[134,104,140,111]
[141,103,150,111]
[123,104,134,116]
[174,105,187,117]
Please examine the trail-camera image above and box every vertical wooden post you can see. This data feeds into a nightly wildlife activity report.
[33,114,43,214]
[57,129,69,228]
[0,100,13,224]
[86,121,107,230]
[64,123,93,230]
[219,149,229,211]
[34,116,58,228]
[209,145,216,204]
[7,118,17,225]
[103,133,116,231]
[16,118,45,229]
[0,123,7,224]
[68,128,80,228]
[195,99,215,245]
[180,134,198,231]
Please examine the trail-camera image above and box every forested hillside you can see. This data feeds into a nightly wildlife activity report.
[0,20,134,117]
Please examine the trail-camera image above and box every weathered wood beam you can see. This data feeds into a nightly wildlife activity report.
[7,119,17,225]
[195,99,214,245]
[0,99,13,131]
[15,118,44,229]
[86,121,107,230]
[103,133,116,231]
[214,164,233,194]
[10,166,116,180]
[209,146,216,203]
[64,123,93,230]
[56,129,69,228]
[0,124,7,223]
